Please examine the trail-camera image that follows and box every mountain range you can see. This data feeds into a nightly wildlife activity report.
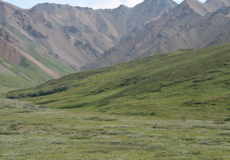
[82,0,230,69]
[0,0,230,89]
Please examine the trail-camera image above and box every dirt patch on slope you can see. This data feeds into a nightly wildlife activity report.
[7,42,60,79]
[0,41,22,65]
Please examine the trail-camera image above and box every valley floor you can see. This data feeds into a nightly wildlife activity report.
[0,98,229,160]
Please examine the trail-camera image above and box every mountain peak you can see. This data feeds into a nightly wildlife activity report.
[118,4,128,8]
[0,0,22,10]
[143,0,177,5]
[32,2,73,12]
[206,0,230,3]
[205,0,230,11]
[132,0,177,17]
[180,0,209,15]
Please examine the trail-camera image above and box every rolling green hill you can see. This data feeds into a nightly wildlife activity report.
[6,43,230,120]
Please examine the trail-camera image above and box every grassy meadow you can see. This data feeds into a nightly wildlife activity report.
[0,98,229,160]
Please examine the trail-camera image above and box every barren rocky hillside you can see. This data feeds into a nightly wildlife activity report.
[0,0,176,71]
[82,0,230,70]
[1,0,230,79]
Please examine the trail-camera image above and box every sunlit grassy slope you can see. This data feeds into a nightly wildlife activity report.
[0,56,53,93]
[9,28,77,76]
[7,43,230,120]
[0,27,77,92]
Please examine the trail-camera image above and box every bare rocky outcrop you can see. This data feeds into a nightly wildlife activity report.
[0,27,14,43]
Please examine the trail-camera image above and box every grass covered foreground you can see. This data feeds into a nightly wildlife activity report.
[6,43,230,120]
[0,98,229,160]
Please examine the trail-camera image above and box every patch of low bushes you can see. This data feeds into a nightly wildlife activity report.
[6,85,69,99]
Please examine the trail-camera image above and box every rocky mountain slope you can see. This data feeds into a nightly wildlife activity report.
[0,0,176,72]
[1,0,230,82]
[205,0,230,11]
[0,0,177,90]
[82,0,230,70]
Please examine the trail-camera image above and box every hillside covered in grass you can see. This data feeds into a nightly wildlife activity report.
[0,26,77,92]
[0,56,53,93]
[6,43,230,120]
